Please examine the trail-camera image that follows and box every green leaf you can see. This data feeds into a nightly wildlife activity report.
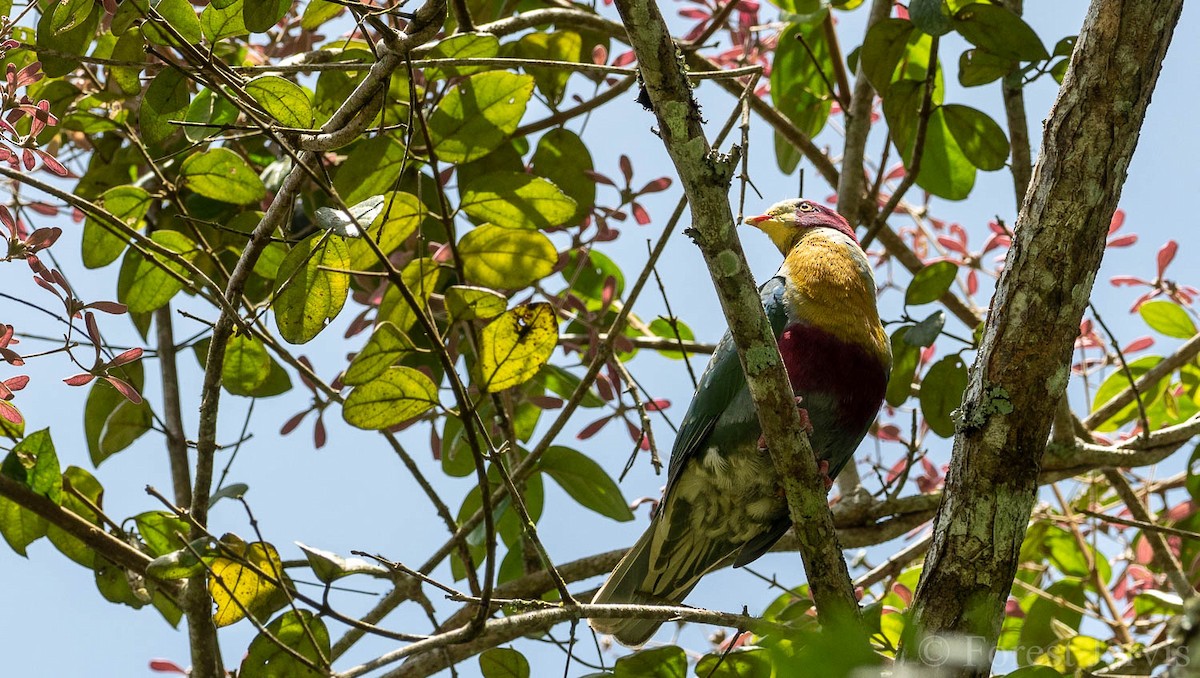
[300,0,342,30]
[1089,355,1162,432]
[245,75,314,128]
[647,317,696,359]
[1187,442,1200,505]
[1044,525,1110,584]
[378,257,450,333]
[47,466,104,567]
[344,322,419,386]
[445,285,508,322]
[332,136,407,205]
[695,648,772,678]
[941,104,1009,171]
[423,33,501,81]
[953,3,1049,62]
[50,0,93,35]
[273,234,350,344]
[82,185,153,269]
[144,0,202,45]
[538,365,605,408]
[764,0,820,14]
[774,130,802,175]
[910,107,977,199]
[1002,666,1065,677]
[530,128,595,227]
[614,646,686,678]
[135,510,190,556]
[427,72,534,164]
[116,230,197,313]
[180,147,267,205]
[345,192,425,271]
[242,0,289,33]
[1139,300,1196,339]
[222,334,271,396]
[110,28,148,95]
[0,430,61,555]
[904,310,945,348]
[459,224,558,289]
[540,446,633,522]
[37,0,99,78]
[295,542,388,583]
[920,355,968,437]
[860,19,915,95]
[1017,578,1084,666]
[561,249,625,308]
[140,67,190,146]
[146,542,207,579]
[184,86,240,142]
[201,0,248,40]
[905,261,958,305]
[343,367,440,430]
[886,326,920,407]
[240,611,330,678]
[477,303,558,392]
[770,22,833,140]
[958,48,1016,87]
[909,0,952,36]
[460,172,577,230]
[513,31,582,105]
[479,647,530,678]
[85,361,150,465]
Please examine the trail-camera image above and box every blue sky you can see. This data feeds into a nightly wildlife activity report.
[1,1,1198,676]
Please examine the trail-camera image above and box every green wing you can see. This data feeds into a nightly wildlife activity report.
[665,276,791,487]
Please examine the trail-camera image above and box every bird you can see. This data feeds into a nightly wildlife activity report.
[589,198,891,647]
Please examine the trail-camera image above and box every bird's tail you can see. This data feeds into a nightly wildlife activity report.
[589,522,708,647]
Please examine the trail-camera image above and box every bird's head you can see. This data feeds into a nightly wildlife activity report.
[743,199,857,254]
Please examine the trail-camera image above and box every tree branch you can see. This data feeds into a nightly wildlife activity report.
[904,1,1186,672]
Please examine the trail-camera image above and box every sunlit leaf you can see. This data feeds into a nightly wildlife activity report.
[344,322,420,386]
[1139,300,1196,339]
[906,261,958,305]
[953,3,1049,62]
[241,610,330,678]
[343,367,440,430]
[245,75,314,128]
[273,234,350,344]
[210,539,284,627]
[82,185,152,269]
[459,224,557,289]
[477,303,558,392]
[460,172,577,230]
[427,72,534,164]
[445,285,508,322]
[180,148,267,205]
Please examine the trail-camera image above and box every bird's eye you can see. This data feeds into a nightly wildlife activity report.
[798,202,815,212]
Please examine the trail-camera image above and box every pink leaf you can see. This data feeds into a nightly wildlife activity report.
[1108,208,1125,234]
[3,375,29,392]
[936,235,968,255]
[109,347,144,367]
[63,373,95,386]
[1157,241,1178,278]
[631,202,651,225]
[148,659,188,674]
[1109,275,1148,287]
[638,177,672,194]
[1122,336,1154,353]
[105,376,143,404]
[876,424,902,442]
[86,300,128,314]
[34,149,68,177]
[611,51,636,67]
[645,398,671,411]
[1106,234,1137,248]
[592,44,608,65]
[280,410,308,435]
[576,416,611,440]
[619,155,633,184]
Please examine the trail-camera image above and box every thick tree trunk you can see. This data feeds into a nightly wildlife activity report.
[904,1,1184,674]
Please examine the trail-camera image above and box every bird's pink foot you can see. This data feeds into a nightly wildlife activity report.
[817,459,833,491]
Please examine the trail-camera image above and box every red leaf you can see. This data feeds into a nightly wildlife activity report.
[576,416,611,440]
[1106,234,1137,248]
[638,177,672,194]
[1157,240,1178,278]
[631,202,651,225]
[280,410,308,435]
[104,375,143,404]
[875,424,902,442]
[644,399,670,411]
[592,44,608,65]
[63,373,95,386]
[314,416,327,449]
[1122,336,1154,353]
[35,149,68,177]
[936,235,968,255]
[1110,275,1148,287]
[619,155,633,184]
[611,51,636,67]
[148,659,188,674]
[1108,208,1125,234]
[86,300,128,314]
[967,269,978,296]
[109,347,144,367]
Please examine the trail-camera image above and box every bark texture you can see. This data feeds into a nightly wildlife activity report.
[611,0,860,626]
[905,0,1184,672]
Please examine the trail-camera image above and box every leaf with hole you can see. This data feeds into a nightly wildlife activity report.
[477,303,558,392]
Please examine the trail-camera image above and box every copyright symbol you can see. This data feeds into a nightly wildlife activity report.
[919,635,950,666]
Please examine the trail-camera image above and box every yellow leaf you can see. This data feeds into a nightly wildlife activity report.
[477,303,558,392]
[209,539,284,627]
